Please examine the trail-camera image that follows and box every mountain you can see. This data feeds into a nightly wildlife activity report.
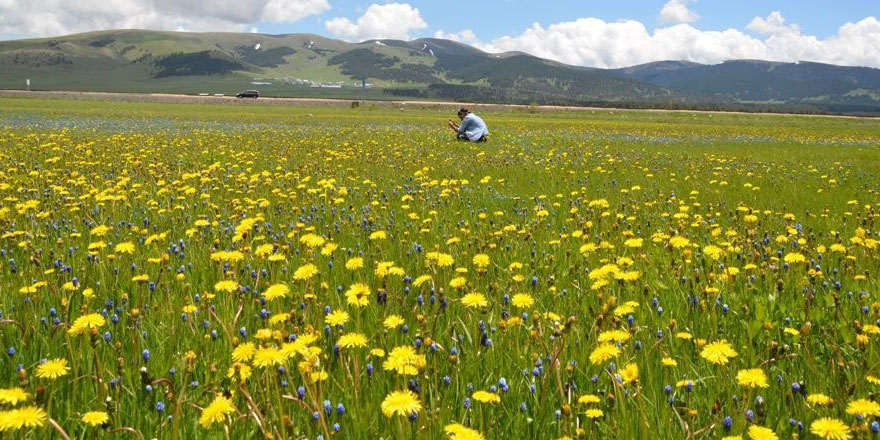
[610,60,880,108]
[1,29,879,114]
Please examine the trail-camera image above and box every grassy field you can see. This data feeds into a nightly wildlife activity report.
[0,97,879,440]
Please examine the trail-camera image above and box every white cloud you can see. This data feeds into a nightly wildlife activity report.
[262,0,330,23]
[433,29,478,44]
[0,0,329,37]
[659,0,699,24]
[467,13,880,68]
[325,2,426,42]
[746,11,797,35]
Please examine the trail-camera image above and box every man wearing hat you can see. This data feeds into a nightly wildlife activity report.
[447,107,489,142]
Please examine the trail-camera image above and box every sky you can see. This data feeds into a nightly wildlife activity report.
[1,0,878,68]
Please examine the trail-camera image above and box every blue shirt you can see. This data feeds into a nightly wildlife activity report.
[458,113,489,141]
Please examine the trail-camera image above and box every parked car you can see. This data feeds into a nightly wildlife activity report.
[236,90,259,98]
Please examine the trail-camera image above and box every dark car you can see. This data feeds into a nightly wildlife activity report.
[236,90,259,98]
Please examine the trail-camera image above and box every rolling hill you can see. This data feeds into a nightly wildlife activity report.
[1,29,879,114]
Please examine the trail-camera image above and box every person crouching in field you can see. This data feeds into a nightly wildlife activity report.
[447,107,489,142]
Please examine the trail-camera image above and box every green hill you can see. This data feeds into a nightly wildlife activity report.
[1,29,879,113]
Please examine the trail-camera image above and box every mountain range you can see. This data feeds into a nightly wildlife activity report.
[1,29,879,114]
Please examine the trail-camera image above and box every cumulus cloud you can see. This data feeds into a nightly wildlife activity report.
[659,0,699,24]
[433,29,478,44]
[467,12,880,68]
[0,0,330,37]
[325,2,426,41]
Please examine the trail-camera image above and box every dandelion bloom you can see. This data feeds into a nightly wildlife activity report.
[589,343,621,365]
[511,293,535,309]
[669,236,690,249]
[252,346,285,368]
[337,333,368,349]
[0,388,29,405]
[325,310,350,326]
[293,263,318,281]
[613,301,639,316]
[783,252,806,264]
[199,396,235,428]
[584,408,604,419]
[383,345,425,375]
[426,252,454,267]
[597,329,630,343]
[0,406,47,431]
[449,276,467,289]
[81,411,109,426]
[89,225,111,236]
[807,393,834,406]
[380,390,421,417]
[345,283,371,308]
[736,368,769,388]
[747,426,778,440]
[412,275,432,287]
[383,315,405,329]
[445,423,485,440]
[299,233,325,248]
[472,391,500,403]
[262,283,289,301]
[700,340,738,365]
[214,280,239,293]
[254,243,274,257]
[472,253,490,268]
[810,418,851,440]
[114,242,135,254]
[620,363,639,384]
[846,398,880,417]
[624,238,643,248]
[369,230,387,240]
[68,313,106,335]
[345,257,364,270]
[461,293,488,308]
[36,358,69,380]
[578,394,600,404]
[231,342,256,363]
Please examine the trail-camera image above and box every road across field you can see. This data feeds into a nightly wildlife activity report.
[0,89,876,119]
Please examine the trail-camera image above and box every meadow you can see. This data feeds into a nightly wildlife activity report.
[0,97,879,440]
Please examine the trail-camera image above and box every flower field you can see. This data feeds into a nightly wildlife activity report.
[1,97,879,439]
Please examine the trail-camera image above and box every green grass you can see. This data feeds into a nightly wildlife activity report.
[0,97,878,439]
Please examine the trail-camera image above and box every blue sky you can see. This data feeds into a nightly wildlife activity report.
[2,0,878,68]
[255,0,877,40]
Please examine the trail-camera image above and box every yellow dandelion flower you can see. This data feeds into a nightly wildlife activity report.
[35,358,69,380]
[700,340,738,365]
[810,418,851,440]
[199,396,235,428]
[846,398,880,417]
[0,388,29,406]
[81,411,109,427]
[345,283,371,308]
[589,343,621,365]
[511,293,535,309]
[293,263,318,281]
[0,406,47,431]
[472,391,500,403]
[747,425,778,440]
[736,368,769,388]
[68,313,106,336]
[263,283,289,301]
[381,390,421,417]
[337,333,368,349]
[325,310,350,326]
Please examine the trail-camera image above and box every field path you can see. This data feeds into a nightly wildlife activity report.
[1,89,877,119]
